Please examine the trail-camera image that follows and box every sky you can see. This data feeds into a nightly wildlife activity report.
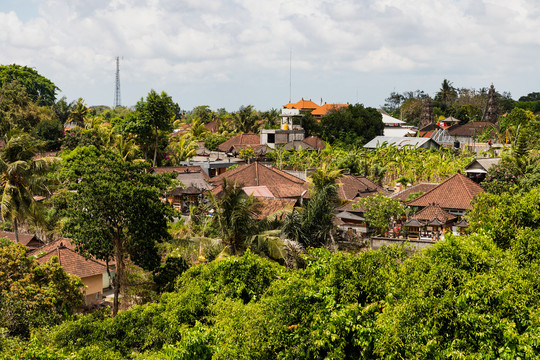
[1,0,539,112]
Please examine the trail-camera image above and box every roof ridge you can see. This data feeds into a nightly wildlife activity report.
[263,164,306,184]
[407,173,458,205]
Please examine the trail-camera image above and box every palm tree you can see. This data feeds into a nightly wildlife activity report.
[67,98,89,127]
[167,134,198,164]
[208,179,261,254]
[233,105,260,133]
[112,134,141,162]
[0,133,57,243]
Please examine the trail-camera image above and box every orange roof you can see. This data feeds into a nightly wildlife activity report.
[209,162,307,199]
[407,172,484,211]
[412,204,456,223]
[311,103,349,116]
[284,98,320,110]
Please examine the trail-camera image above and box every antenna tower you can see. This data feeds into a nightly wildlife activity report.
[114,56,121,108]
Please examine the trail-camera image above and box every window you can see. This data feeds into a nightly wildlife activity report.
[267,133,275,143]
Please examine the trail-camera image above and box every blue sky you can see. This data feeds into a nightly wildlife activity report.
[1,0,539,112]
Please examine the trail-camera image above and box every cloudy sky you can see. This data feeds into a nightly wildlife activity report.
[1,0,539,111]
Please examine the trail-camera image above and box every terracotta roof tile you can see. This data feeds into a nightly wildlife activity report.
[35,242,107,279]
[391,183,439,202]
[284,98,320,110]
[411,204,456,223]
[302,136,326,150]
[209,162,307,199]
[255,198,296,219]
[0,231,43,249]
[447,122,498,137]
[311,103,348,116]
[336,175,388,200]
[407,173,484,210]
[217,132,260,153]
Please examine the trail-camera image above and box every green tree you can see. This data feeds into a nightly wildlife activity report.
[134,90,178,166]
[320,103,383,145]
[0,238,83,337]
[0,80,46,136]
[233,105,260,133]
[0,64,59,106]
[0,132,57,243]
[59,150,173,315]
[67,98,89,127]
[208,179,261,254]
[355,192,405,236]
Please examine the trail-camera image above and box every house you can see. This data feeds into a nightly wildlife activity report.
[0,231,44,250]
[364,136,440,150]
[403,203,457,240]
[30,239,109,307]
[464,157,501,183]
[406,172,484,217]
[209,162,308,204]
[217,132,261,153]
[311,103,349,118]
[335,200,370,236]
[155,166,214,212]
[336,175,388,200]
[302,136,326,150]
[379,110,416,137]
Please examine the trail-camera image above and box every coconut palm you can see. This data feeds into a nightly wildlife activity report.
[0,133,58,243]
[67,98,89,127]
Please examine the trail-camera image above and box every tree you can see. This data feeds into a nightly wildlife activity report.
[233,105,260,133]
[0,64,59,106]
[283,163,342,247]
[208,179,261,254]
[67,98,89,127]
[0,238,83,337]
[0,132,57,243]
[354,193,405,236]
[434,79,457,111]
[60,150,173,315]
[134,90,178,166]
[320,104,384,146]
[0,80,47,136]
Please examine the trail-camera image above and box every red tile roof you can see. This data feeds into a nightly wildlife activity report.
[336,175,388,200]
[209,162,308,199]
[302,136,326,150]
[407,172,484,210]
[411,204,456,223]
[311,103,349,116]
[217,132,260,153]
[0,231,44,249]
[255,198,296,219]
[391,183,440,202]
[34,241,107,279]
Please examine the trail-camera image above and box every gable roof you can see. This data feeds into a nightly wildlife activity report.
[311,103,349,116]
[391,182,440,202]
[255,198,296,219]
[447,121,498,137]
[209,162,307,199]
[411,203,457,223]
[34,241,107,279]
[282,140,314,151]
[336,175,388,200]
[217,132,260,153]
[302,136,326,150]
[406,172,484,210]
[0,231,44,249]
[464,157,502,173]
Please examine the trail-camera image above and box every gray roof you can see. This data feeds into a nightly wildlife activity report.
[336,211,365,221]
[364,136,439,149]
[465,157,501,173]
[176,172,213,191]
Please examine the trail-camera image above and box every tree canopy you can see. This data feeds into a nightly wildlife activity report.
[0,64,59,106]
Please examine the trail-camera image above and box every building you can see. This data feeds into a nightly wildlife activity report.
[364,136,440,150]
[464,157,501,183]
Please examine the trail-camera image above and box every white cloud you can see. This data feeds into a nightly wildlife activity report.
[0,0,540,110]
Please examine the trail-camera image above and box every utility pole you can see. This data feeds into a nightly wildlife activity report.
[114,56,121,108]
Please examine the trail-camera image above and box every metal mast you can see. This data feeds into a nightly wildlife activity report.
[114,56,121,108]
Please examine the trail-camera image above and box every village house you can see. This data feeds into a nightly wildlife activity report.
[30,238,110,307]
[1,231,45,250]
[364,136,440,150]
[464,157,502,183]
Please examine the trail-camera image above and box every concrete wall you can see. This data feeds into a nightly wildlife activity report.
[82,274,104,305]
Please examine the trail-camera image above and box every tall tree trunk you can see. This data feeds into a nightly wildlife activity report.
[152,129,159,167]
[13,218,19,244]
[112,233,124,317]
